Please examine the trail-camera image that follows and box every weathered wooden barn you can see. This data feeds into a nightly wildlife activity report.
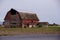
[4,8,39,28]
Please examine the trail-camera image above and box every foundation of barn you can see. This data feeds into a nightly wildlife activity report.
[22,23,37,28]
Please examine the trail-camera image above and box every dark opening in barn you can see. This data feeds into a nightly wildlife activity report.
[10,9,16,15]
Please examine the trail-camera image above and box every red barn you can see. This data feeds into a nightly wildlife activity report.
[4,8,39,28]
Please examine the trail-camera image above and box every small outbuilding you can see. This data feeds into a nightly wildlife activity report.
[37,22,49,27]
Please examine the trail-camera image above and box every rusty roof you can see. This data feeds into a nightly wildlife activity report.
[19,12,39,20]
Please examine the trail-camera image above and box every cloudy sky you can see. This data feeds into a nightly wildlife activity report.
[0,0,60,24]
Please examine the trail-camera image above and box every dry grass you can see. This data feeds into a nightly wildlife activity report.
[0,26,60,36]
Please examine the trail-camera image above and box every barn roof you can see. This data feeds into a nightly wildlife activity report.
[4,8,39,21]
[19,12,39,20]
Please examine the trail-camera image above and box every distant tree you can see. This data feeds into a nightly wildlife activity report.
[53,23,56,25]
[53,23,58,26]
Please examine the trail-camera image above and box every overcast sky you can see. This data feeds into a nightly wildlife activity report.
[0,0,60,24]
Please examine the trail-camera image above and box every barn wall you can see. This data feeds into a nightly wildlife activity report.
[4,20,10,28]
[22,20,38,28]
[4,12,22,28]
[10,12,22,28]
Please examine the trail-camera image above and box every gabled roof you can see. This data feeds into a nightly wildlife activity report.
[19,12,39,20]
[4,8,39,21]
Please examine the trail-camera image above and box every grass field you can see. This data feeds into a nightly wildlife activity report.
[0,26,60,36]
